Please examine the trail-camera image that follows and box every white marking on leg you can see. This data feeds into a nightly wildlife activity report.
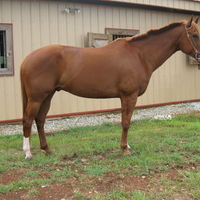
[23,137,32,159]
[127,143,131,150]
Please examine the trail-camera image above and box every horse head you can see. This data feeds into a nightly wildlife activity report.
[181,16,200,62]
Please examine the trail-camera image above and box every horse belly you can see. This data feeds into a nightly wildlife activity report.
[61,72,119,98]
[65,81,118,98]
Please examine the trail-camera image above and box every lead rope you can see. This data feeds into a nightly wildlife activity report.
[185,25,200,61]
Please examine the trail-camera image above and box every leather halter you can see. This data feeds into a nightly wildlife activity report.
[185,25,200,62]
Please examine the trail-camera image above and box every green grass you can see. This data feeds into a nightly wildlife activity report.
[106,190,151,200]
[0,114,200,199]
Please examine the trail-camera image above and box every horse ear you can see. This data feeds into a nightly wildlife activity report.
[186,16,193,28]
[194,16,200,24]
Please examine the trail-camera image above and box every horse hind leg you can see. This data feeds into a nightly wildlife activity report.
[35,92,55,155]
[23,101,42,159]
[23,137,32,159]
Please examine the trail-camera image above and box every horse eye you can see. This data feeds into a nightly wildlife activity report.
[192,34,199,39]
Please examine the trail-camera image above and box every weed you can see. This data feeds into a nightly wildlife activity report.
[178,170,200,198]
[84,164,109,176]
[0,184,11,193]
[28,187,39,196]
[24,171,39,178]
[0,166,7,174]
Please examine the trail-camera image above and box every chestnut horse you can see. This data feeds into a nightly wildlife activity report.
[21,17,200,159]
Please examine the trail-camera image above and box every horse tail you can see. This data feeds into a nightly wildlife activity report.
[20,59,28,118]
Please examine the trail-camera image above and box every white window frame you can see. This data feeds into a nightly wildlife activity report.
[0,24,14,76]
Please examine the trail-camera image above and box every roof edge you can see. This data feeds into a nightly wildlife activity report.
[61,0,200,15]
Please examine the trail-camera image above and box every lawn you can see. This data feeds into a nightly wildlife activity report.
[0,114,200,199]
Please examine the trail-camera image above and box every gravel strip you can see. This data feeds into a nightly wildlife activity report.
[1,101,200,136]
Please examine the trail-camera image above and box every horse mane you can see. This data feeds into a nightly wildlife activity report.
[129,21,185,42]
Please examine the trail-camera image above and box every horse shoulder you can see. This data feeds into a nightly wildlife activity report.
[115,43,152,96]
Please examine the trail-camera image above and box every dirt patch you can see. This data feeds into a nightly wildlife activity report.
[0,171,151,200]
[0,170,28,185]
[0,167,194,200]
[0,150,198,199]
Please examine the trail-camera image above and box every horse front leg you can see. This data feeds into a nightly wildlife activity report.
[120,94,137,156]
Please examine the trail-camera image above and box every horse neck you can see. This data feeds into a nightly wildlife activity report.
[133,24,184,72]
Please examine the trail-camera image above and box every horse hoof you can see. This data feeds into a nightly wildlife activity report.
[24,151,33,159]
[45,149,52,155]
[123,150,132,157]
[25,155,33,159]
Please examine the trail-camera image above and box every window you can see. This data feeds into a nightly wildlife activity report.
[105,28,139,41]
[0,24,14,76]
[87,28,139,47]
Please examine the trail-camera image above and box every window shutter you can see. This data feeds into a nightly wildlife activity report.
[87,33,112,47]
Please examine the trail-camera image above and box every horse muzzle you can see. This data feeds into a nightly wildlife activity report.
[195,52,200,62]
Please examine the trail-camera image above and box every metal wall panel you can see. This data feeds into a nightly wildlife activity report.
[0,0,200,121]
[112,0,200,11]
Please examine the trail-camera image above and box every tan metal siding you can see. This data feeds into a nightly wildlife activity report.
[112,0,200,11]
[0,0,200,121]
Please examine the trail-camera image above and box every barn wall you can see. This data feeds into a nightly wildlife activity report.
[0,0,200,121]
[110,0,200,11]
